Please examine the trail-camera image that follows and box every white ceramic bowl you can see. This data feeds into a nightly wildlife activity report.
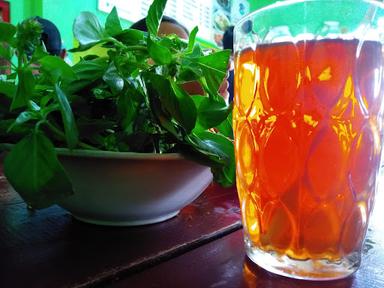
[56,149,213,226]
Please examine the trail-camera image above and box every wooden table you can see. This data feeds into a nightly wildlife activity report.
[0,166,383,288]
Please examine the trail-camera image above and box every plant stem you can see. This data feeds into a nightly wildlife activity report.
[78,142,99,150]
[108,37,147,52]
[46,121,98,150]
[124,45,147,52]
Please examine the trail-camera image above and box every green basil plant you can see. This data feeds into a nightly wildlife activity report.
[0,0,235,209]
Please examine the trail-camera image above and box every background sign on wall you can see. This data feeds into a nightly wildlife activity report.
[0,0,10,23]
[98,0,249,46]
[98,0,213,44]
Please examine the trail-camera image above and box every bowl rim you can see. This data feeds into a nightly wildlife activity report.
[55,148,185,160]
[1,143,185,160]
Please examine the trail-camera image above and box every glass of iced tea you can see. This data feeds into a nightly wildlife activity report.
[233,0,384,280]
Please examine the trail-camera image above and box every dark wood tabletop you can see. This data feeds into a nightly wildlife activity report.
[0,164,383,288]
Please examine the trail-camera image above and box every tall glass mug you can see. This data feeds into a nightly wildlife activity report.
[233,0,384,280]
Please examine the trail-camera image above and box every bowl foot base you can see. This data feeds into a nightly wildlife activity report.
[71,210,180,226]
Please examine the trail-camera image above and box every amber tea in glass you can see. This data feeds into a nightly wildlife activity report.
[234,0,384,280]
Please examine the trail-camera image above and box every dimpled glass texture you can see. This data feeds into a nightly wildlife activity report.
[233,0,384,280]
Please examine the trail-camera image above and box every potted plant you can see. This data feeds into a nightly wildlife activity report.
[0,0,235,225]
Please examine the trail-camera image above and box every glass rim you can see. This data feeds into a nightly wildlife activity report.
[235,0,384,32]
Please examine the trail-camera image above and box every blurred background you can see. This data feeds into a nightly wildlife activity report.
[0,0,275,60]
[2,0,384,59]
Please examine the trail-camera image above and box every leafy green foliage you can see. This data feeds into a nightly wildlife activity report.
[11,68,34,110]
[73,11,106,46]
[187,27,198,52]
[4,132,73,208]
[169,79,197,133]
[54,84,79,148]
[146,0,167,36]
[15,18,43,57]
[0,81,16,98]
[39,55,76,82]
[198,97,232,129]
[0,44,13,61]
[147,36,172,65]
[184,131,235,187]
[105,7,123,36]
[215,111,233,139]
[0,22,16,42]
[114,28,145,45]
[7,111,39,133]
[193,131,235,187]
[195,50,231,98]
[117,83,142,132]
[0,0,234,209]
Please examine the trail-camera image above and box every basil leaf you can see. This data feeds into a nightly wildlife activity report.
[145,73,173,109]
[0,44,13,60]
[65,58,108,94]
[73,12,106,46]
[187,131,235,187]
[71,57,108,84]
[0,22,16,42]
[55,84,79,148]
[115,29,145,45]
[184,133,227,165]
[190,43,204,58]
[147,36,172,65]
[195,50,231,96]
[190,95,206,133]
[199,132,235,187]
[4,132,73,209]
[31,45,48,61]
[72,57,108,79]
[187,26,198,52]
[11,68,34,110]
[117,84,142,132]
[144,73,196,134]
[0,81,16,99]
[7,111,39,132]
[169,79,197,133]
[198,97,232,129]
[39,55,76,82]
[143,73,180,138]
[191,95,205,107]
[215,111,233,139]
[146,0,167,36]
[158,37,174,49]
[103,62,124,92]
[105,7,122,36]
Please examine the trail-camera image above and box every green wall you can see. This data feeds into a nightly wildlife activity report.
[249,0,279,12]
[8,0,42,22]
